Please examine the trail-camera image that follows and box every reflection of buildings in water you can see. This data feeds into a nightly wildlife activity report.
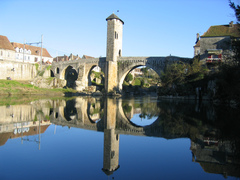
[190,132,240,178]
[0,104,51,147]
[1,97,239,178]
[0,124,50,147]
[49,97,240,178]
[133,108,141,114]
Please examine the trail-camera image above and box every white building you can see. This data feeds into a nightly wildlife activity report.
[11,42,53,64]
[0,35,15,61]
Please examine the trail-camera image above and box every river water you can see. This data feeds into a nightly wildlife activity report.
[0,96,239,180]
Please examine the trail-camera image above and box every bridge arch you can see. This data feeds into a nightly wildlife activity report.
[60,65,78,88]
[118,62,162,92]
[50,69,55,77]
[87,65,104,87]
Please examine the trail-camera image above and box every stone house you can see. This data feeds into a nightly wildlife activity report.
[0,35,15,61]
[194,22,240,64]
[53,53,81,62]
[82,55,94,59]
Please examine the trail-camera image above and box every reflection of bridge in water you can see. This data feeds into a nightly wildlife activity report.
[50,97,186,175]
[49,97,240,177]
[0,97,239,177]
[50,97,183,139]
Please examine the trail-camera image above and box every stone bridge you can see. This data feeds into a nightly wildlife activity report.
[50,13,191,93]
[51,55,191,92]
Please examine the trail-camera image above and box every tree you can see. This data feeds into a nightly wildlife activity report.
[229,1,240,23]
[125,73,133,82]
[229,0,240,65]
[160,62,189,87]
[141,67,149,77]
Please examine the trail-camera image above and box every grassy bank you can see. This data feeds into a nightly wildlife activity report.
[0,80,77,96]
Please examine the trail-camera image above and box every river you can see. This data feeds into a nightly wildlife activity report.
[0,96,239,180]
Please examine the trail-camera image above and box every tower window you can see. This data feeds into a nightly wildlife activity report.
[115,31,118,39]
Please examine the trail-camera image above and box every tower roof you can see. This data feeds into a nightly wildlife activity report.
[106,13,124,24]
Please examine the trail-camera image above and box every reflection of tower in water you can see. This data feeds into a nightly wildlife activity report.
[102,98,120,176]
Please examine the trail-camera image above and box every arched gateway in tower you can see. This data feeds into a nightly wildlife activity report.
[105,13,124,93]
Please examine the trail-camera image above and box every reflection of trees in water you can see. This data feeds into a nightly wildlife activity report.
[88,98,104,123]
[122,97,161,126]
[158,100,240,165]
[136,101,160,120]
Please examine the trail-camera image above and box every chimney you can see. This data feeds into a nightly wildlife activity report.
[229,21,233,27]
[195,33,200,44]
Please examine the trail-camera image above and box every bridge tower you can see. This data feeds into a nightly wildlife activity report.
[105,13,124,93]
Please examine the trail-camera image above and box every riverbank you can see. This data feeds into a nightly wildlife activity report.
[0,80,77,96]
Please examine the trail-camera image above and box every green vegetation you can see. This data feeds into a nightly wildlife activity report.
[46,65,52,70]
[122,68,160,94]
[125,73,133,82]
[122,103,132,113]
[91,71,103,79]
[161,57,208,87]
[211,1,240,104]
[158,57,208,96]
[35,63,39,71]
[0,79,77,96]
[133,77,142,86]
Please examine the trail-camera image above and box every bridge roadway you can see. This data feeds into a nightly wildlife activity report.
[51,56,191,91]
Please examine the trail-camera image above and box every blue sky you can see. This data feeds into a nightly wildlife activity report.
[0,0,239,58]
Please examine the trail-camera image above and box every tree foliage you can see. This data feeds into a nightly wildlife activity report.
[161,57,208,88]
[213,1,240,104]
[229,0,240,65]
[229,0,240,22]
[125,73,133,82]
[161,62,189,87]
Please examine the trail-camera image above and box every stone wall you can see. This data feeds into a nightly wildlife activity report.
[0,61,38,80]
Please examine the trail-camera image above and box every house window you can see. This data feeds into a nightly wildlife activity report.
[0,51,3,56]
